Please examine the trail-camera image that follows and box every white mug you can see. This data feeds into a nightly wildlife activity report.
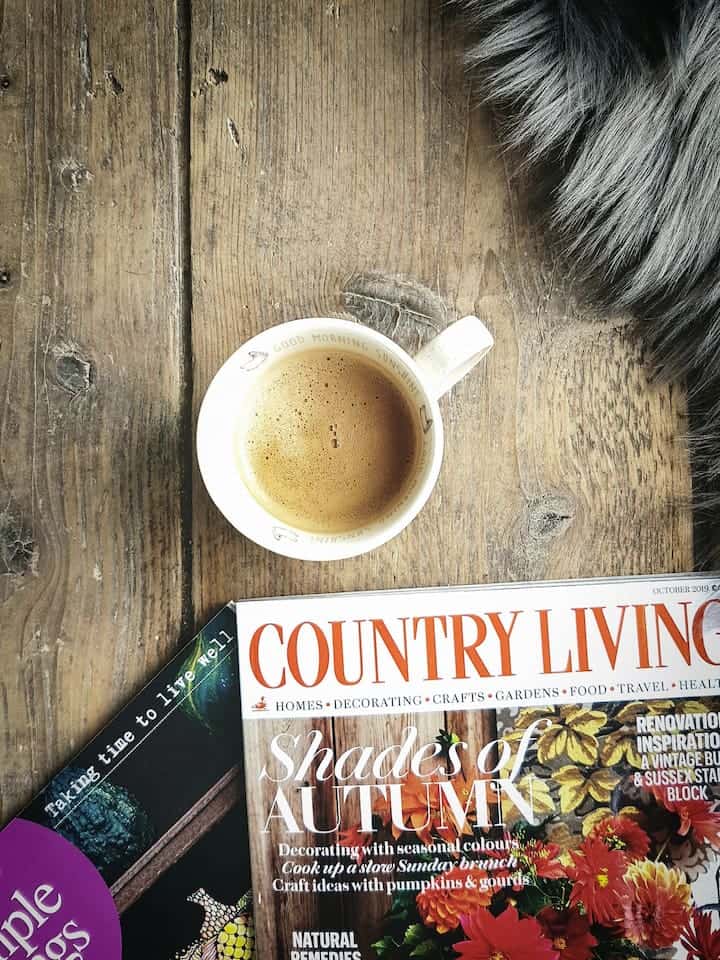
[197,315,493,560]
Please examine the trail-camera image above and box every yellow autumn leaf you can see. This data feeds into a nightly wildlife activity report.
[586,768,619,803]
[517,707,556,727]
[521,774,555,816]
[615,701,647,723]
[599,733,625,767]
[552,766,583,784]
[599,729,642,768]
[677,700,708,714]
[553,765,587,813]
[500,773,555,824]
[647,700,675,714]
[505,708,556,744]
[566,730,599,765]
[561,706,606,737]
[536,707,604,765]
[537,726,568,764]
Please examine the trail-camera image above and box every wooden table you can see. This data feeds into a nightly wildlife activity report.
[0,0,693,821]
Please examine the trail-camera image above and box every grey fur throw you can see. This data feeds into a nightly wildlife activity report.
[454,0,720,527]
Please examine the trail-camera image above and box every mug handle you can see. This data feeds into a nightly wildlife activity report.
[413,315,494,399]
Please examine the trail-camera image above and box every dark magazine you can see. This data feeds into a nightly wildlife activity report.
[0,605,253,960]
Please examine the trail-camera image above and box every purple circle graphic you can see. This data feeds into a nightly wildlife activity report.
[0,818,121,958]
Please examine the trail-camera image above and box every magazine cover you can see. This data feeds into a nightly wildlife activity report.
[237,573,720,960]
[0,605,254,960]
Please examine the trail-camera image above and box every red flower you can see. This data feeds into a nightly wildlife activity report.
[589,815,650,861]
[536,907,598,960]
[623,859,691,949]
[567,837,627,926]
[494,837,566,880]
[652,788,720,849]
[682,909,720,960]
[455,905,559,960]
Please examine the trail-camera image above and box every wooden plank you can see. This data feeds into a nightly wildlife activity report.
[189,1,691,606]
[189,1,694,943]
[242,715,341,955]
[332,710,446,954]
[189,0,693,944]
[0,0,185,819]
[111,767,242,914]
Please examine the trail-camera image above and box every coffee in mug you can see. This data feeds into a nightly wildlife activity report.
[197,315,493,560]
[237,349,421,533]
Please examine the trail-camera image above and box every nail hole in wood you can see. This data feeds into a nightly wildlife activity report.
[104,69,124,96]
[0,76,10,90]
[207,67,228,85]
[0,269,11,286]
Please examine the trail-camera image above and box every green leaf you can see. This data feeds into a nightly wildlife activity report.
[409,940,442,958]
[403,925,426,947]
[387,890,416,921]
[590,935,650,960]
[515,884,552,916]
[372,936,400,958]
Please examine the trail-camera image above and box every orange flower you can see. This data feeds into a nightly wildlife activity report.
[588,815,650,861]
[536,907,598,960]
[682,909,720,960]
[652,787,720,849]
[373,773,478,845]
[623,860,691,949]
[416,866,492,934]
[567,837,627,926]
[373,772,441,844]
[441,776,481,842]
[456,905,559,960]
[337,826,371,864]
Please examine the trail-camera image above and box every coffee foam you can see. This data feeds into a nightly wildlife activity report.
[236,349,420,533]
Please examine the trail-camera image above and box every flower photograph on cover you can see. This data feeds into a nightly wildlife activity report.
[339,699,720,960]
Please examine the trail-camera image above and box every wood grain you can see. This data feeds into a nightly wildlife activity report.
[0,0,186,819]
[111,767,242,914]
[0,0,696,917]
[189,7,692,953]
[243,715,342,953]
[332,710,446,954]
[189,0,691,610]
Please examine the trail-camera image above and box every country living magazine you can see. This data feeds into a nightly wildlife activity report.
[236,574,720,960]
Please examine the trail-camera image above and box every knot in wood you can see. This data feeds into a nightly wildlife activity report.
[104,70,124,96]
[59,160,94,193]
[526,494,575,543]
[0,268,10,286]
[342,273,447,355]
[0,75,10,90]
[0,508,37,577]
[52,343,94,396]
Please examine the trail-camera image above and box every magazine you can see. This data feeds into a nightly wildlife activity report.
[0,605,253,960]
[236,573,720,960]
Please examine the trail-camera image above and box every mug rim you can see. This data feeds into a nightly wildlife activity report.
[196,317,445,560]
